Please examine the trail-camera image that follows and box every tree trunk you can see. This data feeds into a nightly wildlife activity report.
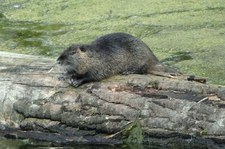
[1,51,225,148]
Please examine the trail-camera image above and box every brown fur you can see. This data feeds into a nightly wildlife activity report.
[57,32,175,87]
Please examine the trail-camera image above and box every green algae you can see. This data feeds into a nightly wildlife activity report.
[0,13,5,18]
[0,0,225,85]
[0,17,67,56]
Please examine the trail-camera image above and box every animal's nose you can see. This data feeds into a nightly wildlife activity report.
[57,60,61,65]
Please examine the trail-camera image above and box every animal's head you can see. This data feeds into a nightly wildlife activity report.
[57,44,90,75]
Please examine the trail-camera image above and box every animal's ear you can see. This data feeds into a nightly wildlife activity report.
[68,44,77,55]
[79,46,86,52]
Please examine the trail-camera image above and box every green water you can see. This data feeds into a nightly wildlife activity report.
[0,13,67,56]
[1,0,225,85]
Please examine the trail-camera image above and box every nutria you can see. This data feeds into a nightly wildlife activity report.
[57,32,176,87]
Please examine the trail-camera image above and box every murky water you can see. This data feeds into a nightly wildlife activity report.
[0,139,201,149]
[0,13,67,56]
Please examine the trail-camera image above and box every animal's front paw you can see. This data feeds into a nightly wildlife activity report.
[68,78,83,87]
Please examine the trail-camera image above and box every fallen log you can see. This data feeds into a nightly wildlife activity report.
[0,51,225,148]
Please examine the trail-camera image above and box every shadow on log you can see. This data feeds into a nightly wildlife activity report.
[1,51,225,148]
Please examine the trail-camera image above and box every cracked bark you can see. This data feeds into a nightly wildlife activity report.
[1,51,225,148]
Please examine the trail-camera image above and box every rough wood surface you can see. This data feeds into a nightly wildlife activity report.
[1,51,225,148]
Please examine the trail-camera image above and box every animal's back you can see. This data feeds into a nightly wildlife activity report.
[92,32,160,73]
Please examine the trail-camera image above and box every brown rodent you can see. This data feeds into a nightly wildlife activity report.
[57,32,176,87]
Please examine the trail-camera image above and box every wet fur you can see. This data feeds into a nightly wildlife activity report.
[57,32,168,87]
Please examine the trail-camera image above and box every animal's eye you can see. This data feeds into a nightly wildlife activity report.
[80,46,86,52]
[70,51,76,55]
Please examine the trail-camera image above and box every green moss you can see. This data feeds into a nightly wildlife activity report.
[122,119,143,144]
[200,129,208,136]
[149,81,160,89]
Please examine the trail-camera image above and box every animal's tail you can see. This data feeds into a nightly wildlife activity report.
[153,63,178,73]
[149,63,182,77]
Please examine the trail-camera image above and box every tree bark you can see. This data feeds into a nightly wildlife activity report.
[1,51,225,148]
